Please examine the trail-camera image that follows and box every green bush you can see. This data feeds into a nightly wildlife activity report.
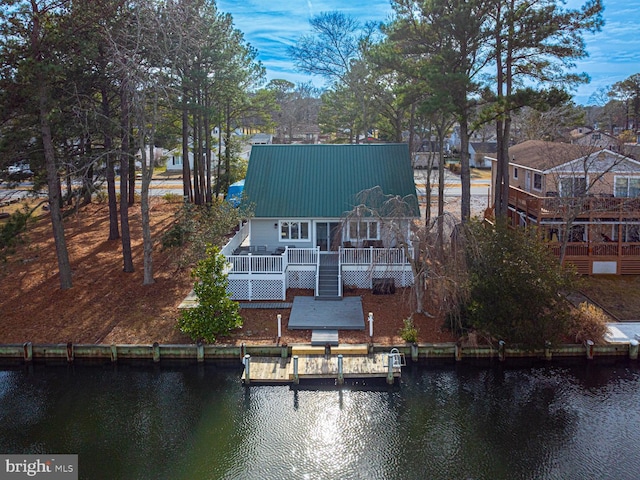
[400,317,419,343]
[462,220,577,348]
[0,205,33,261]
[177,245,242,343]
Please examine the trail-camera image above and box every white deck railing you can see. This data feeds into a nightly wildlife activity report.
[221,221,249,257]
[226,247,411,274]
[340,247,412,265]
[227,254,284,274]
[287,247,319,265]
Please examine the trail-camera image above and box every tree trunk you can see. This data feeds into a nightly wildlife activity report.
[39,83,73,289]
[103,86,119,241]
[120,86,134,272]
[459,115,471,222]
[141,136,154,285]
[182,85,193,202]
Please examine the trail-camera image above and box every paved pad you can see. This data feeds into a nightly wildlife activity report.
[288,296,365,330]
[311,330,339,346]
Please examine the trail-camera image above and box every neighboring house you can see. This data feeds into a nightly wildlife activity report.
[413,140,450,169]
[488,139,640,274]
[469,142,497,168]
[249,133,273,145]
[222,144,420,300]
[571,129,621,151]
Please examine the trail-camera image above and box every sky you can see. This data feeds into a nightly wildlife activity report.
[216,0,640,106]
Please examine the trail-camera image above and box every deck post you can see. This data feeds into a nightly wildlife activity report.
[337,354,344,385]
[630,339,639,360]
[498,340,506,362]
[368,312,374,339]
[411,343,418,362]
[152,342,160,363]
[585,340,594,360]
[244,354,251,385]
[197,341,204,363]
[293,355,299,384]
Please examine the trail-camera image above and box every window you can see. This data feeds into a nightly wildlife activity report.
[280,221,309,241]
[348,220,379,240]
[533,173,542,191]
[559,177,587,197]
[513,167,518,179]
[613,224,640,242]
[614,177,640,198]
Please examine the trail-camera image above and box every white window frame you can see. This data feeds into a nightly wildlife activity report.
[348,220,379,241]
[614,176,640,198]
[279,220,310,242]
[558,176,587,197]
[533,173,542,192]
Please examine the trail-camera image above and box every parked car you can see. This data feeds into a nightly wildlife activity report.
[6,164,34,181]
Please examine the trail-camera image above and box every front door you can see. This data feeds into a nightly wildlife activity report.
[316,222,341,251]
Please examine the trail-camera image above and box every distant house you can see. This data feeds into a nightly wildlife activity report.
[488,139,640,274]
[571,129,621,151]
[222,144,420,300]
[469,142,497,168]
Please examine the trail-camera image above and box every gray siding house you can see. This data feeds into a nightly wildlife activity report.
[222,144,420,300]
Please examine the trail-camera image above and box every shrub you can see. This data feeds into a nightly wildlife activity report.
[177,245,242,343]
[570,302,609,344]
[0,205,33,261]
[400,317,419,343]
[462,220,577,348]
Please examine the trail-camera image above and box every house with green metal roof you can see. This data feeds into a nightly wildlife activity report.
[222,144,420,301]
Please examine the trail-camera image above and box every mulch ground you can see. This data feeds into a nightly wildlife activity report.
[0,200,456,346]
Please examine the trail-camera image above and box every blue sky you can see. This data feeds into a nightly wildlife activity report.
[217,0,640,106]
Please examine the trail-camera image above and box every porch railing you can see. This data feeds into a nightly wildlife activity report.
[227,254,284,274]
[287,247,318,265]
[548,242,640,258]
[340,247,412,265]
[221,221,249,257]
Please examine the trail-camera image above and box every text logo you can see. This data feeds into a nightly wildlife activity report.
[1,455,77,480]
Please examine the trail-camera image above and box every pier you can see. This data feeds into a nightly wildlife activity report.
[241,345,403,385]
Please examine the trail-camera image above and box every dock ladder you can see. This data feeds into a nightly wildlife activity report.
[388,348,406,367]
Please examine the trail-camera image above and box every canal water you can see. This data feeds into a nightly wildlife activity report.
[1,361,640,480]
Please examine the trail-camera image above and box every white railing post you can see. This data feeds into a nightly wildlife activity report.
[338,247,342,297]
[315,246,321,297]
[247,253,252,301]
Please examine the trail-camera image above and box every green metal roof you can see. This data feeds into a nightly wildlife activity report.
[242,144,420,218]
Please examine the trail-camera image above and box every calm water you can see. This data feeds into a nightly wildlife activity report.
[1,361,640,480]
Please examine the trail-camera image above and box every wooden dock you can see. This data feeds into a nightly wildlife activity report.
[241,350,402,385]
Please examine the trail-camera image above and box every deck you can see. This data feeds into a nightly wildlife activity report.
[241,350,402,385]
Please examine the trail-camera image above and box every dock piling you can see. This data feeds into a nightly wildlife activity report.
[293,355,299,384]
[110,344,117,363]
[585,340,594,360]
[498,340,505,362]
[544,341,552,361]
[387,353,394,384]
[197,342,204,363]
[630,339,639,360]
[244,354,251,385]
[152,342,160,363]
[337,354,344,385]
[23,342,32,363]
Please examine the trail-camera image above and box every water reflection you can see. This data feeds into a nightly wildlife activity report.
[1,363,640,479]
